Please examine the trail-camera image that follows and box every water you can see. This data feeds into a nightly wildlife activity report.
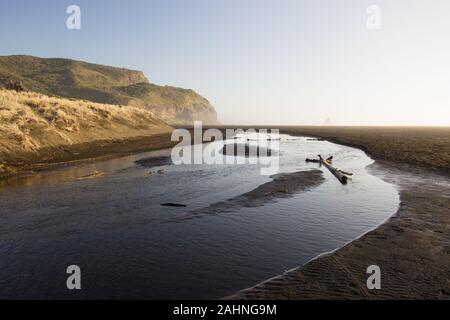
[0,134,399,299]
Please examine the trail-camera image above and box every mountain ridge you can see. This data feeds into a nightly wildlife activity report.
[0,55,218,125]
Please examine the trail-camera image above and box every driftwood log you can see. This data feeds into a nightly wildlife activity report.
[318,155,348,184]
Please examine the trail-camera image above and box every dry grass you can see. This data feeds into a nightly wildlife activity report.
[0,55,219,125]
[0,89,173,175]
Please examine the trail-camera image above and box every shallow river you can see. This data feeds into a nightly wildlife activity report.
[0,134,399,299]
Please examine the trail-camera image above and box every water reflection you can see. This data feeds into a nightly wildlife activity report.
[0,135,399,299]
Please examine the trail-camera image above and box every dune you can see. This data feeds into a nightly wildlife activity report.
[0,89,173,177]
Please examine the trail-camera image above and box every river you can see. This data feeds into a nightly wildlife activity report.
[0,134,399,299]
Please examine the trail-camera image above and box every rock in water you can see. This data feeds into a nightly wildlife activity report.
[161,203,187,207]
[135,156,172,168]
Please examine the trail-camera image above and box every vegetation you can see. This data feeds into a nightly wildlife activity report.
[0,55,218,124]
[5,80,26,92]
[0,88,173,175]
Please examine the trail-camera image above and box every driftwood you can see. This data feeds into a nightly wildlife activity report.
[307,155,352,185]
[307,156,333,163]
[338,170,353,176]
[318,155,348,184]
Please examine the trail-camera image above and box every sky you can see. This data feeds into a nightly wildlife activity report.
[0,0,449,125]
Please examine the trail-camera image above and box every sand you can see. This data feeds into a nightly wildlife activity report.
[206,126,450,173]
[0,89,175,179]
[0,133,176,180]
[135,156,173,168]
[278,126,450,174]
[227,126,450,300]
[2,120,449,299]
[167,170,324,223]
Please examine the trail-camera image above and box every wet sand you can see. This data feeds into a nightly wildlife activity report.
[135,155,173,168]
[227,126,450,299]
[1,125,448,299]
[168,170,324,222]
[0,133,176,180]
[278,126,450,174]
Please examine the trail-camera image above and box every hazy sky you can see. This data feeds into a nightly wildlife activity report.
[1,0,449,125]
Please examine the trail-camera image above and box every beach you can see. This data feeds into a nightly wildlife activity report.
[229,126,450,299]
[0,89,175,180]
[1,125,449,299]
[0,133,176,179]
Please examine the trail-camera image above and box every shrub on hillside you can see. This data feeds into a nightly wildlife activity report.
[5,80,26,92]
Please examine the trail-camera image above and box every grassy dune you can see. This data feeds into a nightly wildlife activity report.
[0,89,173,176]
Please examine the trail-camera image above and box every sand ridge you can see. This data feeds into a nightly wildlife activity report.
[167,170,325,223]
[225,127,450,300]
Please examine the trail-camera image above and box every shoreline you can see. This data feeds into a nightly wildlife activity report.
[3,126,449,181]
[225,162,399,299]
[1,126,448,299]
[0,133,176,181]
[167,169,325,223]
[229,161,450,299]
[203,126,450,175]
[227,127,450,299]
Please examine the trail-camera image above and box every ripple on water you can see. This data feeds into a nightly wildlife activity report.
[0,134,399,299]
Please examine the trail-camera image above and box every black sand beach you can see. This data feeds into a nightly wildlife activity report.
[1,126,449,299]
[227,126,450,299]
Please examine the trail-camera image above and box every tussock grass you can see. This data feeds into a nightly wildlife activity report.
[0,89,173,174]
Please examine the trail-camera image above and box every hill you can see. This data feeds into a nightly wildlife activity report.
[0,55,218,125]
